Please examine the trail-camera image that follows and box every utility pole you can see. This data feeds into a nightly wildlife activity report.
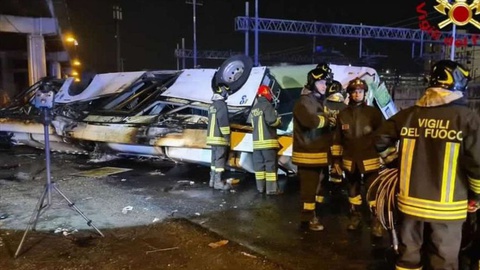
[186,0,203,68]
[113,5,123,72]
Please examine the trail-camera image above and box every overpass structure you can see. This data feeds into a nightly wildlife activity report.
[0,0,74,95]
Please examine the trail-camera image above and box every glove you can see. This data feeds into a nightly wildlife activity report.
[379,146,398,165]
[328,117,337,127]
[331,161,343,176]
[468,200,479,213]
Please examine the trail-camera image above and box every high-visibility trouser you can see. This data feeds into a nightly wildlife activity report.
[298,166,328,222]
[252,148,278,193]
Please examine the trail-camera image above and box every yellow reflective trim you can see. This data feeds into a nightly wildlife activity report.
[255,171,265,179]
[441,142,459,203]
[292,157,328,164]
[398,195,466,210]
[293,152,327,158]
[253,140,279,149]
[331,145,343,156]
[316,196,324,203]
[368,200,376,207]
[398,203,467,220]
[209,113,216,138]
[265,172,277,181]
[363,158,380,165]
[468,176,480,193]
[220,126,230,135]
[349,195,362,205]
[303,202,315,211]
[400,138,416,197]
[342,159,353,171]
[317,115,325,128]
[272,118,281,127]
[292,152,328,164]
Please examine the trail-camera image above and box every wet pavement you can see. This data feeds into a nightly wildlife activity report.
[1,146,397,269]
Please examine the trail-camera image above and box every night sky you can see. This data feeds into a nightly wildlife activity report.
[64,0,461,73]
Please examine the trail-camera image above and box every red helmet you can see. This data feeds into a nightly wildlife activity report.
[257,85,272,101]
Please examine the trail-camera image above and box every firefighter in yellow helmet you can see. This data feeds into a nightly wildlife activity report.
[331,77,384,237]
[375,60,480,270]
[292,65,335,231]
[206,82,232,190]
[250,85,282,194]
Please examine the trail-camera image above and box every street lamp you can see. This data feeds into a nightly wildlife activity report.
[186,0,203,68]
[113,5,123,72]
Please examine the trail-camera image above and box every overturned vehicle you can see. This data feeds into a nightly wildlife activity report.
[0,56,395,175]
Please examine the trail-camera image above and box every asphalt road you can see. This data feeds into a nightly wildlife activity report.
[0,145,464,270]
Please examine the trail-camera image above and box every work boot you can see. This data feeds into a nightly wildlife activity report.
[213,172,231,191]
[209,171,215,188]
[308,216,324,231]
[266,181,279,195]
[347,211,362,231]
[256,179,265,193]
[370,216,384,238]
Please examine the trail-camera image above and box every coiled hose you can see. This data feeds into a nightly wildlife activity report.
[367,167,400,252]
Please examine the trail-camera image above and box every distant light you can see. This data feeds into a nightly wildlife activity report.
[74,77,81,82]
[71,71,79,76]
[73,59,81,66]
[65,36,79,46]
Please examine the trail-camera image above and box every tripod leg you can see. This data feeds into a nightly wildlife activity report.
[53,184,104,237]
[15,185,50,258]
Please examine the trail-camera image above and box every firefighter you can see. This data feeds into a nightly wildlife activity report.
[374,60,480,270]
[331,77,384,237]
[323,80,347,187]
[206,82,232,191]
[292,65,335,231]
[250,85,282,195]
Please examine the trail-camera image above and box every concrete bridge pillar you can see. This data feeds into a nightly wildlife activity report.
[27,34,47,86]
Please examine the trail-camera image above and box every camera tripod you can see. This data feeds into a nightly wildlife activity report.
[15,106,104,258]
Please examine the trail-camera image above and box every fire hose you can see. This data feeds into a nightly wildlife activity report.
[367,167,400,253]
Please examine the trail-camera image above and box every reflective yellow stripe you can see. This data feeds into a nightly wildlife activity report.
[272,118,281,127]
[441,142,460,203]
[265,172,277,181]
[317,115,325,128]
[303,202,315,211]
[220,126,230,135]
[400,138,416,197]
[292,152,328,164]
[331,144,343,156]
[363,158,381,171]
[253,139,279,149]
[398,195,466,210]
[469,176,480,193]
[349,195,362,205]
[398,202,467,220]
[255,171,265,180]
[316,196,324,203]
[209,113,216,138]
[342,159,353,171]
